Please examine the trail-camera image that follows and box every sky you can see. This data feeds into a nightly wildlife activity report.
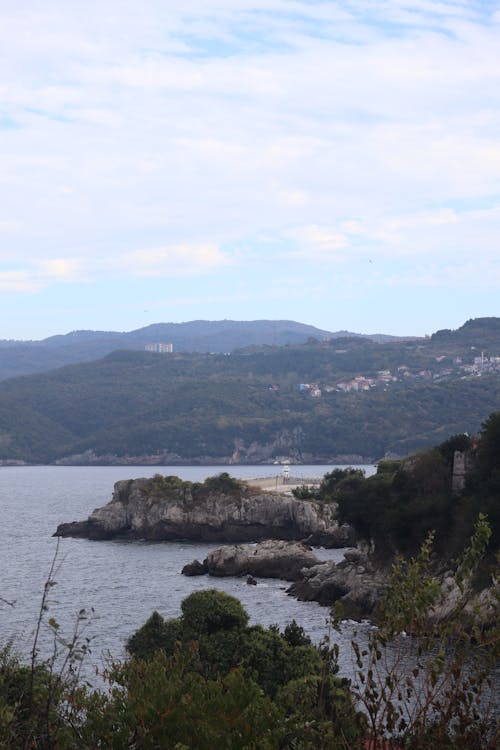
[1,0,500,340]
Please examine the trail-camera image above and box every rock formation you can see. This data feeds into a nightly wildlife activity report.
[287,550,387,620]
[54,474,353,545]
[182,539,388,620]
[192,539,320,581]
[181,559,207,576]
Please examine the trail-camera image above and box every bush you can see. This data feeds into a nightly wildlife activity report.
[181,589,249,636]
[126,611,181,660]
[376,458,402,476]
[147,474,191,496]
[201,472,243,495]
[83,650,282,750]
[291,484,320,500]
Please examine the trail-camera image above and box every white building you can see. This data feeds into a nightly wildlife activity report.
[145,342,173,353]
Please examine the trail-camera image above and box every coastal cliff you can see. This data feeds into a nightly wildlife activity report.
[54,473,354,545]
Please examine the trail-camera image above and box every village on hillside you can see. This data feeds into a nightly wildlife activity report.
[289,351,500,399]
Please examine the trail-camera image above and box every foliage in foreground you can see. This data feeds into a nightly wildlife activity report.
[343,516,499,750]
[124,589,363,747]
[1,522,498,748]
[0,590,362,749]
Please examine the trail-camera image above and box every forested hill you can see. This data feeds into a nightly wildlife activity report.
[0,319,368,381]
[0,317,499,465]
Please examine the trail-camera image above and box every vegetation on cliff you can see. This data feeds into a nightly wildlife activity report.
[345,518,499,749]
[299,412,500,574]
[146,471,244,500]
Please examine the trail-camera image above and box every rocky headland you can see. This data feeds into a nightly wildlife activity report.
[54,473,354,546]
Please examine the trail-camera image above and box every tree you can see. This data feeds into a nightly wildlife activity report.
[475,411,500,478]
[124,590,364,747]
[180,589,249,636]
[126,611,181,661]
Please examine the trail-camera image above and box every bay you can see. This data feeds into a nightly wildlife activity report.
[0,464,375,679]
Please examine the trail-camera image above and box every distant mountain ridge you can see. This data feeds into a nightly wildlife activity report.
[0,316,499,465]
[0,319,400,381]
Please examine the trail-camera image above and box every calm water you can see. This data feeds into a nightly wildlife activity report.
[0,464,375,678]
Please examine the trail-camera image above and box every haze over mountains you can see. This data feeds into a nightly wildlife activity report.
[0,317,499,466]
[0,319,400,382]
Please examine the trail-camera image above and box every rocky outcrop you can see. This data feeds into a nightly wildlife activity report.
[286,553,499,628]
[54,475,353,545]
[287,551,387,620]
[181,559,207,576]
[199,540,320,581]
[180,540,387,617]
[429,574,499,631]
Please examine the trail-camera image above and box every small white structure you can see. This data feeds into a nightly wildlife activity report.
[145,342,173,353]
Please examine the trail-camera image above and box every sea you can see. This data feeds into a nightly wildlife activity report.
[0,464,376,682]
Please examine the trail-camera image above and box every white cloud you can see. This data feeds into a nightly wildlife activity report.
[124,243,229,277]
[0,1,499,336]
[381,259,500,289]
[0,271,42,293]
[39,258,81,279]
[0,258,83,293]
[286,225,349,259]
[0,243,229,294]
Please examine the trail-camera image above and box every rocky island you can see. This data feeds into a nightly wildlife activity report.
[54,472,354,546]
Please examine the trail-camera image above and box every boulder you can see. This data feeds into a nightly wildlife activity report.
[204,540,320,581]
[181,559,207,576]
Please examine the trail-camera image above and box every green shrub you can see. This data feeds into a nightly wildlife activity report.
[180,589,249,636]
[376,459,402,476]
[83,650,282,750]
[201,472,243,495]
[126,611,181,660]
[123,591,364,746]
[291,484,320,500]
[147,474,191,496]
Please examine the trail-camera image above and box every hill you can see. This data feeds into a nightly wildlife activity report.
[0,317,499,464]
[0,319,370,381]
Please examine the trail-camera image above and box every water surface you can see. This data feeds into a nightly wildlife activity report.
[0,464,375,678]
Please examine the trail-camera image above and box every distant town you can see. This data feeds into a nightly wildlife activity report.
[290,351,500,398]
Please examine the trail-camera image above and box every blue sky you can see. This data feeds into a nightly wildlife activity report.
[1,0,500,339]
